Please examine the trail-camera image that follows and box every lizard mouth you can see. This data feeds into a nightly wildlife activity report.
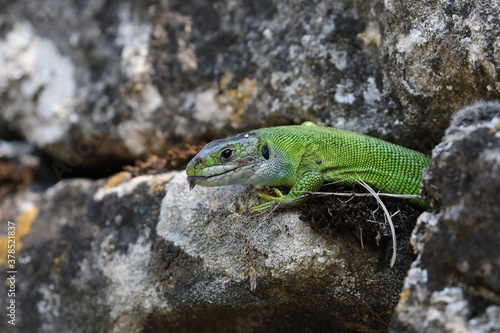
[187,166,239,189]
[187,176,206,189]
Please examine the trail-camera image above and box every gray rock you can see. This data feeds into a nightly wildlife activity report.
[382,0,499,143]
[390,101,500,332]
[0,169,418,332]
[0,0,499,331]
[1,0,498,167]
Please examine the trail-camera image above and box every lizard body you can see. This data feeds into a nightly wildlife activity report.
[186,122,431,211]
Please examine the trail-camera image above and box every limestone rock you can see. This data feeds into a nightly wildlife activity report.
[0,170,417,332]
[1,0,497,167]
[390,101,500,332]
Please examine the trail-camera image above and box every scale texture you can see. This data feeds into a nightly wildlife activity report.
[186,123,431,211]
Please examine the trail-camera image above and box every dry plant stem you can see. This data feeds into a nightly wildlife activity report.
[355,178,398,267]
[258,181,409,266]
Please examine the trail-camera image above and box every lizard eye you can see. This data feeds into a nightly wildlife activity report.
[261,145,269,160]
[220,148,234,161]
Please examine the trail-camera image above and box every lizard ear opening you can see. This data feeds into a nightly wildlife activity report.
[261,145,270,160]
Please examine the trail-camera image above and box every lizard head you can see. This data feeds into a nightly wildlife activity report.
[186,131,272,188]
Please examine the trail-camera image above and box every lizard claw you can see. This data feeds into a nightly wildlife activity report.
[250,202,273,213]
[251,189,286,212]
[258,188,285,201]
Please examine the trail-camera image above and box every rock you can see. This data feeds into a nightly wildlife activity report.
[1,0,498,168]
[0,0,499,331]
[390,101,500,332]
[382,0,499,144]
[0,168,419,332]
[0,140,40,199]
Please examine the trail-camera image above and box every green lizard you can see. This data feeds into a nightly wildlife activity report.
[186,122,431,212]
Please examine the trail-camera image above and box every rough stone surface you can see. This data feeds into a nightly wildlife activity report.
[0,171,416,333]
[390,101,500,333]
[382,0,499,142]
[0,0,499,332]
[0,0,498,169]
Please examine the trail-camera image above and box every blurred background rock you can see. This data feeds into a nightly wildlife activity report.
[0,1,498,332]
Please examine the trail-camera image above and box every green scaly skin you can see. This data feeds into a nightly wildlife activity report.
[186,122,431,212]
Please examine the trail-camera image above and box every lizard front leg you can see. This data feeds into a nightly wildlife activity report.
[251,170,324,212]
